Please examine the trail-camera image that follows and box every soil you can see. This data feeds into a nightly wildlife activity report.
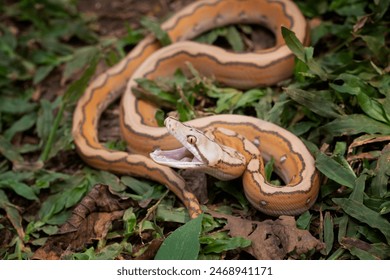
[77,0,194,37]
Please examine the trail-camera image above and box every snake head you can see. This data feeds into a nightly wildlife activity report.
[150,117,219,168]
[150,117,246,180]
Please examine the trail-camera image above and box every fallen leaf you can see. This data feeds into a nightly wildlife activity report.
[134,238,164,260]
[208,210,323,259]
[348,135,390,154]
[33,184,135,259]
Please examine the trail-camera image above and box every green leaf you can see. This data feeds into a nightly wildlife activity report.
[281,27,327,80]
[234,89,264,109]
[140,17,171,46]
[333,198,390,243]
[330,74,390,123]
[0,97,36,114]
[95,243,123,260]
[264,157,275,182]
[215,181,248,210]
[3,113,37,141]
[296,211,312,230]
[123,208,137,237]
[134,78,177,105]
[349,174,366,203]
[323,212,334,255]
[36,99,54,145]
[226,26,244,52]
[284,88,343,118]
[320,114,390,137]
[154,214,203,260]
[156,203,189,223]
[62,52,100,105]
[0,189,24,239]
[33,65,55,84]
[315,152,356,188]
[62,46,99,83]
[371,144,390,198]
[1,180,38,200]
[0,135,24,164]
[200,232,251,254]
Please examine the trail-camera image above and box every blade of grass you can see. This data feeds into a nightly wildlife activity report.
[333,198,390,243]
[40,53,99,162]
[321,114,390,137]
[323,212,334,255]
[284,88,343,118]
[315,152,356,188]
[371,144,390,198]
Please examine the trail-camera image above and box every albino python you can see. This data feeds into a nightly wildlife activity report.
[72,0,320,218]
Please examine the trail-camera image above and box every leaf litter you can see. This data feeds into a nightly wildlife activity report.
[208,210,324,259]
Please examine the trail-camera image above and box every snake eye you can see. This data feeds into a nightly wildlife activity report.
[187,135,197,144]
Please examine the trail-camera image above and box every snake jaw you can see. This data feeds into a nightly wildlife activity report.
[150,117,207,168]
[150,146,204,168]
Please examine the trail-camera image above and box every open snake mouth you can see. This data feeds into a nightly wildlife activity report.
[150,141,204,168]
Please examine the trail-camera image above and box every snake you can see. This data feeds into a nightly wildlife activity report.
[72,0,320,218]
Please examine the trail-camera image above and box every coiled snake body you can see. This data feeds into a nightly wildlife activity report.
[72,0,320,218]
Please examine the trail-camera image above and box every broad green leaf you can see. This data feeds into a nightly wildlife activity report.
[62,52,100,105]
[123,208,137,237]
[156,203,189,223]
[320,114,390,137]
[62,46,99,83]
[154,213,203,260]
[33,65,55,84]
[281,27,327,80]
[296,211,312,230]
[347,246,378,260]
[95,243,123,260]
[333,198,390,243]
[329,0,366,16]
[200,231,251,254]
[134,78,177,105]
[226,26,244,52]
[264,157,275,182]
[234,89,264,109]
[0,180,38,200]
[380,201,390,215]
[140,17,171,46]
[284,88,343,118]
[330,74,390,123]
[36,99,54,145]
[315,152,356,188]
[121,176,164,201]
[371,144,390,198]
[337,215,349,243]
[4,113,36,141]
[0,135,24,164]
[349,174,366,203]
[0,189,24,239]
[215,180,248,210]
[0,97,36,114]
[323,212,334,255]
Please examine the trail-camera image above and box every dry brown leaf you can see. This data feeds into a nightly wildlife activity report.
[134,238,164,260]
[33,184,135,259]
[209,210,324,259]
[348,135,390,154]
